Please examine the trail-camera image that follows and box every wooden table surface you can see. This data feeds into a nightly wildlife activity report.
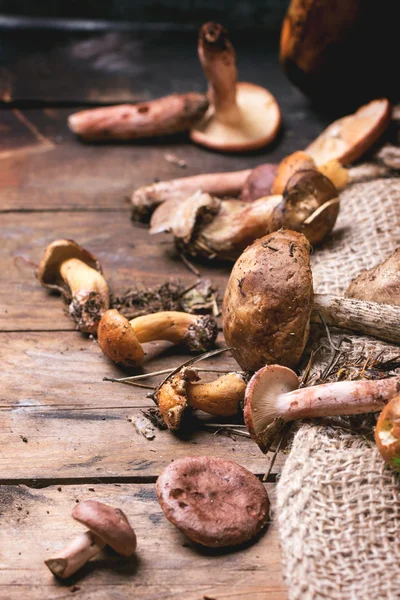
[0,24,337,597]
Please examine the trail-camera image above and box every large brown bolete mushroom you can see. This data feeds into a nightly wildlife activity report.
[45,500,137,579]
[346,249,400,306]
[150,170,340,260]
[223,230,400,372]
[190,22,281,152]
[154,366,246,430]
[375,394,400,469]
[68,93,209,141]
[98,309,218,367]
[156,456,269,547]
[37,239,109,334]
[244,364,400,452]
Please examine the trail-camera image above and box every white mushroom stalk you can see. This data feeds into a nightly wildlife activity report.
[244,364,400,452]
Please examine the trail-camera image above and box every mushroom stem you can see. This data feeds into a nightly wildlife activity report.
[59,258,108,302]
[131,168,251,221]
[45,531,105,579]
[187,372,246,416]
[312,294,400,345]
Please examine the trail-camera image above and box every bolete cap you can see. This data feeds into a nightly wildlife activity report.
[155,367,200,431]
[375,394,400,467]
[72,500,137,556]
[156,456,270,547]
[271,151,316,195]
[98,309,145,367]
[37,239,102,290]
[244,365,300,452]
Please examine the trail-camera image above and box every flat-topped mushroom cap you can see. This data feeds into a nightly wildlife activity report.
[223,229,314,371]
[375,394,400,466]
[155,367,200,430]
[37,239,101,289]
[306,98,391,166]
[156,456,269,547]
[72,500,137,556]
[271,151,316,195]
[98,309,145,367]
[244,365,300,452]
[346,248,400,306]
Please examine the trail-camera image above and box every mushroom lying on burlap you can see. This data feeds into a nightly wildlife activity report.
[156,456,269,547]
[153,366,246,430]
[223,230,400,372]
[346,248,400,306]
[37,239,109,333]
[68,93,209,142]
[150,170,340,260]
[375,394,400,469]
[98,309,218,367]
[244,364,400,452]
[190,22,281,152]
[45,500,137,579]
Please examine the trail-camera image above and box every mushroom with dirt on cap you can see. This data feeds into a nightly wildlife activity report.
[45,500,137,579]
[156,456,270,547]
[98,309,218,367]
[154,365,246,430]
[37,239,109,334]
[190,22,281,152]
[244,364,400,452]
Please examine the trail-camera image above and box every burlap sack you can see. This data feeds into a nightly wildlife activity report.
[276,176,400,600]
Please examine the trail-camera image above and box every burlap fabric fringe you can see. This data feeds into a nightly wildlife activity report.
[276,176,400,600]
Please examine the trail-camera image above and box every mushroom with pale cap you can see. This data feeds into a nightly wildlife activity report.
[98,309,218,367]
[346,248,400,306]
[37,239,109,334]
[154,366,246,430]
[375,394,400,469]
[156,456,269,547]
[190,22,281,152]
[223,229,400,372]
[45,500,137,579]
[244,364,400,452]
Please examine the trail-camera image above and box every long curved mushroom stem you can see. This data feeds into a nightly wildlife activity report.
[312,295,400,345]
[45,531,105,579]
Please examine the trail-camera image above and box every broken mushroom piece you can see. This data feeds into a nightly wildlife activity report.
[154,366,246,430]
[45,500,136,579]
[375,394,400,469]
[244,364,400,452]
[223,230,400,372]
[305,98,391,165]
[150,170,339,260]
[98,309,218,367]
[156,456,269,547]
[68,93,209,141]
[190,22,281,152]
[37,239,109,334]
[345,248,400,306]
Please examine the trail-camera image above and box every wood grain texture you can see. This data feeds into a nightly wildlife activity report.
[0,483,287,599]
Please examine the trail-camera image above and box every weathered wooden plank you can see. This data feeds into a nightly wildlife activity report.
[0,482,287,599]
[0,211,230,331]
[0,403,283,481]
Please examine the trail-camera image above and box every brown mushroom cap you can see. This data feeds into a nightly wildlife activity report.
[98,309,145,367]
[306,98,391,165]
[240,163,279,203]
[346,248,400,306]
[375,394,400,468]
[223,230,314,371]
[37,239,101,290]
[270,170,340,246]
[156,456,269,547]
[244,365,300,452]
[155,367,200,431]
[271,151,317,195]
[72,500,137,556]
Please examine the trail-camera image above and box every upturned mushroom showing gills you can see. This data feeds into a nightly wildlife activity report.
[190,22,281,152]
[223,230,400,372]
[154,366,246,430]
[375,394,400,469]
[98,309,218,367]
[45,500,137,579]
[346,248,400,306]
[244,365,400,452]
[68,92,209,142]
[37,239,109,334]
[156,456,269,547]
[150,170,340,261]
